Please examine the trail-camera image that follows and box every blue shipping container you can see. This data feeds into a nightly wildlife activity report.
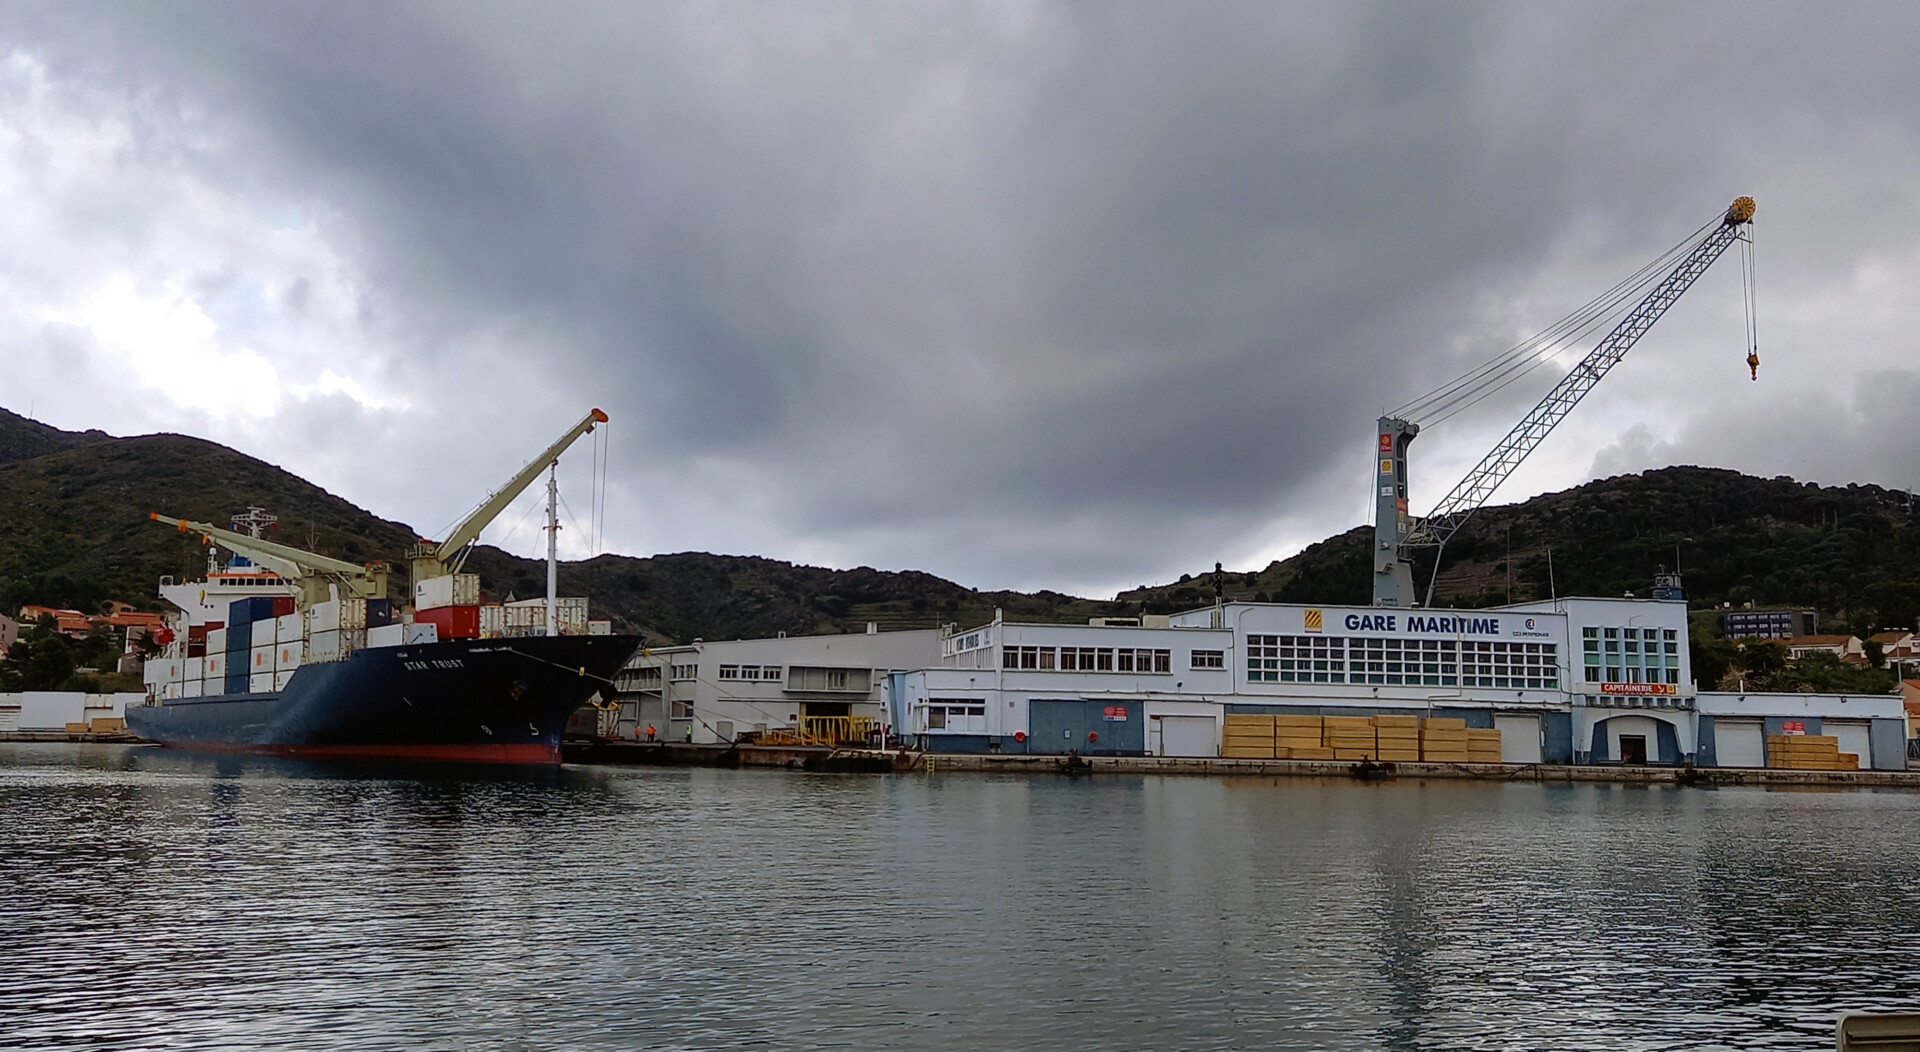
[227,596,276,626]
[367,598,393,628]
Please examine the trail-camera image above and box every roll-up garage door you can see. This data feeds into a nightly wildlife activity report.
[1159,715,1217,757]
[1828,720,1874,769]
[1494,715,1543,764]
[1714,718,1765,767]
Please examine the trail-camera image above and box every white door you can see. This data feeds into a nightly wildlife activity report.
[1159,716,1217,757]
[1494,715,1543,764]
[1828,720,1874,769]
[1714,718,1765,767]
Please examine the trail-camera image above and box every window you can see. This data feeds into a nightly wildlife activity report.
[1248,635,1280,682]
[925,700,987,733]
[1191,650,1224,669]
[718,664,741,680]
[787,666,872,692]
[672,700,694,718]
[669,663,697,681]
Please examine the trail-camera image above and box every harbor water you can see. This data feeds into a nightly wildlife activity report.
[4,744,1919,1050]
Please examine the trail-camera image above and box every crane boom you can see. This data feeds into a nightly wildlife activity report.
[148,512,389,606]
[411,407,608,581]
[1372,196,1755,607]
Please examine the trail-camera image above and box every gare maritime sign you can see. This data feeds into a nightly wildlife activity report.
[1325,610,1505,636]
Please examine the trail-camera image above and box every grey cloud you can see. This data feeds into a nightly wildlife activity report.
[5,1,1920,594]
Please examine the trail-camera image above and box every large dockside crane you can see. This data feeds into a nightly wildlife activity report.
[1372,196,1756,608]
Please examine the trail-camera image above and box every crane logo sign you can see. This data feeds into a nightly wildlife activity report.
[1303,609,1324,633]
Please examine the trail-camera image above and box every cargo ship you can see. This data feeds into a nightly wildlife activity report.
[129,409,640,763]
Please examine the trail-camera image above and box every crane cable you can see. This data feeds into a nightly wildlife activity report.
[1741,225,1760,380]
[1391,216,1721,425]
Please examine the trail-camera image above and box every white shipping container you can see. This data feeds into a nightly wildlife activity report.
[208,628,227,652]
[309,629,341,663]
[277,641,304,670]
[182,679,204,698]
[366,623,406,649]
[505,598,589,629]
[340,597,367,630]
[479,604,505,638]
[276,612,304,643]
[252,620,277,649]
[309,599,340,633]
[184,656,204,682]
[251,645,275,673]
[342,628,366,654]
[587,620,612,636]
[273,669,296,691]
[403,623,440,645]
[414,573,481,611]
[144,659,182,692]
[249,671,275,693]
[205,652,225,679]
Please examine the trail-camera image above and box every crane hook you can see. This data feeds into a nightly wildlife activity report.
[1747,350,1760,381]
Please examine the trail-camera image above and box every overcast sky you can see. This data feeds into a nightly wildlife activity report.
[2,2,1917,598]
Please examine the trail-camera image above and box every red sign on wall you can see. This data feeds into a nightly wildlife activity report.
[1781,720,1806,735]
[1102,705,1127,722]
[1599,682,1678,695]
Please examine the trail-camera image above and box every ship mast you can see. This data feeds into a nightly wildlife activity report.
[545,465,559,638]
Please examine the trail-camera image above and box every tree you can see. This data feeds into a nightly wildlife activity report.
[0,616,78,691]
[1784,651,1898,695]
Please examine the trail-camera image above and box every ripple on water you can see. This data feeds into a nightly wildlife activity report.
[4,746,1920,1050]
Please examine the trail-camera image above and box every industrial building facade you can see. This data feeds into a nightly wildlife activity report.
[605,595,1907,770]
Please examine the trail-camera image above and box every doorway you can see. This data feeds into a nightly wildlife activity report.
[1619,734,1648,765]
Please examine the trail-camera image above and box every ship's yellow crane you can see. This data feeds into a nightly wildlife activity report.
[407,407,609,586]
[148,512,389,609]
[1373,196,1756,608]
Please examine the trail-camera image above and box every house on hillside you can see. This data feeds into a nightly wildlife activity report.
[1721,608,1820,640]
[1783,635,1864,661]
[0,612,18,656]
[17,605,95,639]
[1872,632,1920,676]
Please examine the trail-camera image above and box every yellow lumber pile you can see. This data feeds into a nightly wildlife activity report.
[1421,717,1470,762]
[1766,734,1860,771]
[1372,714,1421,762]
[1466,727,1503,763]
[1274,714,1333,759]
[1323,715,1377,761]
[1221,713,1275,759]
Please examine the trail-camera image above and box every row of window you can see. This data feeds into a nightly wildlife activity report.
[925,701,987,732]
[717,664,783,682]
[1245,635,1561,688]
[1001,646,1175,673]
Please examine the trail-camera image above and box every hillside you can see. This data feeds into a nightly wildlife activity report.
[1124,467,1920,634]
[8,407,1920,643]
[0,408,1118,642]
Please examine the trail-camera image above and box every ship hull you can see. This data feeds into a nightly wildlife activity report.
[127,635,640,764]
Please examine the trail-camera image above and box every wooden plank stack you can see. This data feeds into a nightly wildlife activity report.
[1372,715,1421,762]
[1221,713,1275,759]
[1466,727,1503,763]
[1276,714,1334,759]
[1323,715,1378,760]
[1420,717,1471,762]
[1766,734,1860,771]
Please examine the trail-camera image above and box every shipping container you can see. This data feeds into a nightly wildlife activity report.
[277,641,304,670]
[251,645,274,672]
[339,596,367,629]
[276,611,304,643]
[366,598,393,628]
[308,599,339,634]
[403,622,440,645]
[479,604,506,638]
[184,657,204,682]
[414,605,480,640]
[224,670,248,695]
[249,671,275,693]
[367,623,406,649]
[228,596,276,626]
[250,620,275,649]
[205,652,225,679]
[308,629,341,664]
[273,669,295,691]
[270,596,296,618]
[587,620,612,636]
[208,627,228,653]
[181,679,203,699]
[414,573,481,611]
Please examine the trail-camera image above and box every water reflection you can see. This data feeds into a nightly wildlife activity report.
[4,745,1920,1050]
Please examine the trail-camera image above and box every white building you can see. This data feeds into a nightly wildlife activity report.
[613,628,941,744]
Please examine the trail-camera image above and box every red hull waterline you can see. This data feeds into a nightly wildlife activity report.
[150,741,563,764]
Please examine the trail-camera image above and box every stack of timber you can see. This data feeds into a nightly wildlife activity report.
[1277,714,1333,760]
[1372,715,1421,762]
[1421,718,1471,762]
[1466,727,1504,763]
[1766,734,1860,771]
[1324,715,1377,761]
[1221,713,1276,759]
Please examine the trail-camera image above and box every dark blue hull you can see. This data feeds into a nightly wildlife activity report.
[127,635,640,763]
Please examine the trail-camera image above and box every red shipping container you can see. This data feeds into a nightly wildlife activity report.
[271,596,297,617]
[415,605,480,640]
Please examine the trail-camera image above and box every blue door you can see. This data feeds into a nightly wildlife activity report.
[1026,699,1146,756]
[1028,700,1084,754]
